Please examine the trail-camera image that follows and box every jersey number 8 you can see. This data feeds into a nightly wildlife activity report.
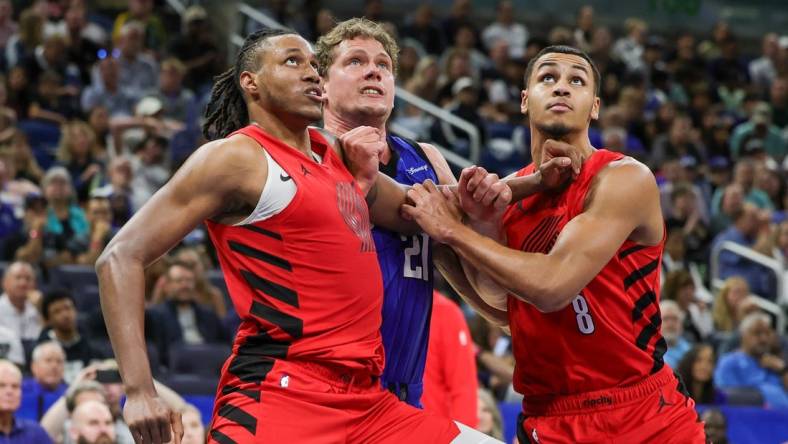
[572,295,595,334]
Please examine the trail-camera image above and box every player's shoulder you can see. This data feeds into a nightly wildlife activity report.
[195,134,263,167]
[586,155,658,209]
[597,155,655,189]
[417,142,456,185]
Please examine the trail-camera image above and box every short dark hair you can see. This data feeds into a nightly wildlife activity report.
[524,45,601,96]
[40,288,75,321]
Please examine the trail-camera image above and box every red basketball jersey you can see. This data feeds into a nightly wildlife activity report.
[502,149,666,398]
[206,125,385,391]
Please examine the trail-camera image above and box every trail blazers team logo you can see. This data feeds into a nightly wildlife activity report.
[336,182,375,252]
[519,215,564,253]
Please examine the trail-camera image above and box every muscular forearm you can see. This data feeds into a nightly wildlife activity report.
[504,172,543,202]
[433,244,508,326]
[368,173,421,235]
[447,224,573,312]
[95,242,156,395]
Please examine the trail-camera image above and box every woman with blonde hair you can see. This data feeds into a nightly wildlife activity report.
[712,276,750,332]
[476,388,504,440]
[661,269,713,340]
[56,120,105,203]
[3,130,43,183]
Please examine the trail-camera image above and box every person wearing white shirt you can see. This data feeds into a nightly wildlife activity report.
[0,262,43,341]
[481,1,528,59]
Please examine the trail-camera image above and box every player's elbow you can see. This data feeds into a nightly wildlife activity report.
[95,240,134,276]
[523,280,577,313]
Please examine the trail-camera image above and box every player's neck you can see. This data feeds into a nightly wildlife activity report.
[530,128,595,167]
[249,109,313,157]
[323,108,387,138]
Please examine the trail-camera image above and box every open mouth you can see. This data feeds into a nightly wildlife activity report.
[305,87,323,102]
[360,86,384,96]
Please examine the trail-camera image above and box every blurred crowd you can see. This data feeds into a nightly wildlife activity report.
[0,0,787,443]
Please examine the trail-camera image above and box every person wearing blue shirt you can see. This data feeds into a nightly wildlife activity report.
[661,300,693,369]
[714,312,788,408]
[0,359,53,443]
[18,341,67,421]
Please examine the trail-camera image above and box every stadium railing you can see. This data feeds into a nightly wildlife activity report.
[710,240,788,308]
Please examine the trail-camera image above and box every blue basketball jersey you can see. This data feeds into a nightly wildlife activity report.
[374,135,438,407]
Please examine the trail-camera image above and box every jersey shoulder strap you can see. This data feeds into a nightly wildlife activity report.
[386,135,437,178]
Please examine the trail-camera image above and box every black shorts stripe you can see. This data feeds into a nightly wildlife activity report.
[230,241,292,271]
[250,301,303,339]
[241,269,299,308]
[239,330,290,358]
[651,336,667,374]
[623,258,659,290]
[218,404,257,436]
[635,313,662,350]
[618,244,647,259]
[221,385,261,402]
[631,290,657,321]
[210,429,238,444]
[240,224,282,240]
[228,355,275,384]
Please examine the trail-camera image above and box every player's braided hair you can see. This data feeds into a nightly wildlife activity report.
[202,28,297,141]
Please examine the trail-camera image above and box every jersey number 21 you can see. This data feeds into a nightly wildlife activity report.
[402,234,429,280]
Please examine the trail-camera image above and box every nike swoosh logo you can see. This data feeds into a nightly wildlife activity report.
[280,173,292,182]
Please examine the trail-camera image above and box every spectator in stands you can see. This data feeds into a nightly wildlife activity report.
[422,291,477,427]
[442,23,489,76]
[0,326,23,367]
[432,77,486,157]
[713,203,776,298]
[149,261,228,349]
[91,157,134,228]
[730,102,787,161]
[665,182,710,264]
[400,5,445,56]
[0,359,53,443]
[714,159,774,213]
[112,0,165,54]
[38,290,99,380]
[146,58,198,129]
[436,49,476,105]
[81,57,137,118]
[713,276,751,333]
[22,34,81,88]
[650,114,706,170]
[56,121,105,203]
[62,5,101,86]
[612,17,647,74]
[42,167,88,266]
[676,344,719,404]
[5,66,30,120]
[661,300,693,368]
[770,77,788,130]
[404,56,440,104]
[1,193,44,263]
[469,316,514,400]
[167,5,222,95]
[0,154,39,214]
[750,33,781,94]
[4,8,44,70]
[475,388,503,441]
[68,400,115,444]
[171,247,226,317]
[701,409,729,444]
[710,183,745,236]
[661,269,713,341]
[715,312,788,408]
[129,134,169,210]
[0,0,17,51]
[29,70,80,126]
[5,131,44,184]
[19,341,66,420]
[112,21,158,101]
[87,106,111,154]
[481,1,527,59]
[73,195,113,266]
[0,261,42,341]
[572,5,594,53]
[180,404,205,444]
[441,0,477,48]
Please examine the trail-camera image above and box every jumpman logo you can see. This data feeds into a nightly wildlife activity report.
[301,164,311,176]
[657,391,675,413]
[280,173,292,182]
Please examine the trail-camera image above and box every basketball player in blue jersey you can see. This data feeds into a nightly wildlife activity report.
[317,18,584,409]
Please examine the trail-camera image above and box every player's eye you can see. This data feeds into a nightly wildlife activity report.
[285,57,298,66]
[349,58,361,65]
[541,74,555,83]
[571,77,585,86]
[377,61,390,70]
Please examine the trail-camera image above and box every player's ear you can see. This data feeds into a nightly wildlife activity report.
[590,96,600,121]
[521,89,528,115]
[239,71,257,97]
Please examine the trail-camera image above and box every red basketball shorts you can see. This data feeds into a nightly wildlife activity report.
[516,366,707,443]
[207,359,460,443]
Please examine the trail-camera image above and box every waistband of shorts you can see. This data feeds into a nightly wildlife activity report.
[522,365,675,416]
[283,360,379,393]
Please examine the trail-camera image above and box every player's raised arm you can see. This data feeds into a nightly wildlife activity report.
[405,158,663,313]
[95,136,265,444]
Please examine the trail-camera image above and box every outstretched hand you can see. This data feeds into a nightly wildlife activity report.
[401,180,464,243]
[456,166,512,226]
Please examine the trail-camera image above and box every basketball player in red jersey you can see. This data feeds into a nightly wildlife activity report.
[95,29,500,444]
[403,45,707,443]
